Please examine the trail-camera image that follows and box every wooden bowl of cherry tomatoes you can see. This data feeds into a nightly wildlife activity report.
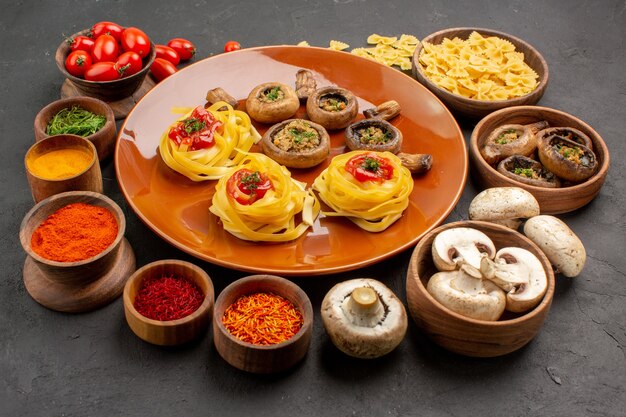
[56,22,156,100]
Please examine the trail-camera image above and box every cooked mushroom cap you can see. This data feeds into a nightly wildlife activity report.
[524,215,586,277]
[537,126,593,150]
[497,155,561,188]
[480,122,546,165]
[321,278,407,359]
[537,135,598,182]
[427,267,506,321]
[344,119,403,154]
[431,227,496,271]
[469,187,540,228]
[495,247,548,313]
[306,86,358,130]
[261,119,330,168]
[246,82,300,124]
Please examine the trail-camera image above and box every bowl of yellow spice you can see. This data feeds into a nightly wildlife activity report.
[34,96,116,160]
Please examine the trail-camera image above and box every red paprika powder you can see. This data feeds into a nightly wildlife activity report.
[30,203,118,262]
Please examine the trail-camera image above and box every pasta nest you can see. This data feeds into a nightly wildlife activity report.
[159,101,261,181]
[313,150,414,232]
[209,153,320,242]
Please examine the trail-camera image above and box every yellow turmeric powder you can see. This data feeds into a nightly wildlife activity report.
[27,148,93,180]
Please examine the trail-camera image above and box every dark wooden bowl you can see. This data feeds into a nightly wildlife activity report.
[25,134,103,202]
[412,27,549,119]
[213,274,313,373]
[55,29,156,100]
[123,260,215,346]
[469,106,610,214]
[406,220,555,357]
[34,97,116,160]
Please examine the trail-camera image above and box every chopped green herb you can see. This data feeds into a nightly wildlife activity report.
[182,117,207,134]
[361,157,380,172]
[513,167,536,178]
[265,87,282,102]
[46,106,106,137]
[289,128,316,144]
[241,171,262,190]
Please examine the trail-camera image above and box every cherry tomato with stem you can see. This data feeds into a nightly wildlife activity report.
[65,50,92,78]
[84,61,121,82]
[91,21,124,41]
[150,58,177,82]
[91,34,119,63]
[224,41,241,52]
[116,51,143,77]
[155,45,180,66]
[66,35,95,53]
[167,38,196,61]
[121,27,151,58]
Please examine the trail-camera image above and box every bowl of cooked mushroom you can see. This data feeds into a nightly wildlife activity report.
[405,220,555,357]
[469,106,610,214]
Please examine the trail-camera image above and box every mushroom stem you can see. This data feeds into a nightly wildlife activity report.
[363,100,401,121]
[397,152,432,175]
[342,287,385,327]
[206,87,238,109]
[480,257,529,292]
[295,69,317,102]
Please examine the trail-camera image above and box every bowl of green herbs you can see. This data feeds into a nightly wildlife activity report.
[34,97,116,160]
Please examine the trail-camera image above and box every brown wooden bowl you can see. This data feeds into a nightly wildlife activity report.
[123,260,215,346]
[25,134,103,203]
[469,106,610,214]
[406,220,555,357]
[213,274,313,373]
[55,29,156,100]
[34,97,116,160]
[412,27,549,119]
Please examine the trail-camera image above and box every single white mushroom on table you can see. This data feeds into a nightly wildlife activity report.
[468,187,540,230]
[321,278,407,359]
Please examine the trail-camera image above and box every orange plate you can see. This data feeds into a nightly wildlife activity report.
[115,46,467,276]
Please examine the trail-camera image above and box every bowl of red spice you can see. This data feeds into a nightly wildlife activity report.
[123,260,215,346]
[19,190,135,312]
[213,274,313,374]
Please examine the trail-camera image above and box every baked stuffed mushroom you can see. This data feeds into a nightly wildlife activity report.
[261,119,330,168]
[537,135,598,182]
[246,82,300,124]
[345,119,402,154]
[306,86,358,130]
[480,121,549,165]
[497,155,561,188]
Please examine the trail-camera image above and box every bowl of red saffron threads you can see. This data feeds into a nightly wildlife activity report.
[123,260,214,346]
[213,274,313,373]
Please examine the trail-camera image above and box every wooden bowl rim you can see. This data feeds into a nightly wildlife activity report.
[213,274,313,350]
[408,220,556,326]
[20,190,126,267]
[123,259,215,327]
[413,27,549,105]
[56,29,156,86]
[25,134,98,181]
[469,105,610,192]
[33,96,116,142]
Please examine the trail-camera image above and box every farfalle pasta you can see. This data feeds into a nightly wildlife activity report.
[209,153,320,242]
[159,102,261,181]
[418,31,539,100]
[313,150,413,232]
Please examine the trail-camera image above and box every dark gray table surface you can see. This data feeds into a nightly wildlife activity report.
[2,1,625,416]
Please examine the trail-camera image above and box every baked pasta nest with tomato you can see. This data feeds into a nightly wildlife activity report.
[312,150,413,232]
[209,153,320,242]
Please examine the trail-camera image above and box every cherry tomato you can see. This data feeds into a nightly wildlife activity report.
[116,51,143,77]
[167,106,222,150]
[224,41,241,52]
[66,35,95,53]
[226,169,273,205]
[150,58,177,82]
[167,38,196,61]
[65,50,92,78]
[121,27,151,57]
[91,21,124,41]
[91,34,119,63]
[345,153,394,183]
[155,45,180,66]
[84,61,121,82]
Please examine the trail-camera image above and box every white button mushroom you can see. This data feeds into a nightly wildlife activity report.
[524,215,587,277]
[431,227,496,271]
[426,265,506,321]
[321,278,407,359]
[468,187,540,230]
[481,247,548,313]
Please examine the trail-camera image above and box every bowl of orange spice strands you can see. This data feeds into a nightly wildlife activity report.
[213,275,314,373]
[123,260,215,346]
[19,191,136,313]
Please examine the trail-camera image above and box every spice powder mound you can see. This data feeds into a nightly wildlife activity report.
[222,292,304,346]
[30,203,118,262]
